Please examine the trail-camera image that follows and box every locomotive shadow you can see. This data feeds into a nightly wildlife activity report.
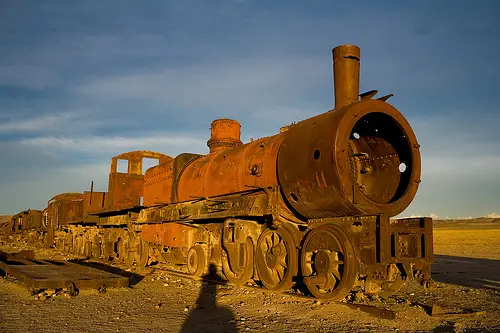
[179,263,237,333]
[432,255,500,291]
[68,259,144,286]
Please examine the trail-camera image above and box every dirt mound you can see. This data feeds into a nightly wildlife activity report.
[0,215,11,224]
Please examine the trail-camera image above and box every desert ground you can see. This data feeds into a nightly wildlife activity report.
[0,217,499,333]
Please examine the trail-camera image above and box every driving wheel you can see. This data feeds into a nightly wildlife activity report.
[255,227,297,291]
[301,225,357,300]
[136,237,150,267]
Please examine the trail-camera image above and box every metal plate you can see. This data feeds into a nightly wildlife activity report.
[0,253,129,290]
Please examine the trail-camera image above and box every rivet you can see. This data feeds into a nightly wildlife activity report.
[413,144,420,149]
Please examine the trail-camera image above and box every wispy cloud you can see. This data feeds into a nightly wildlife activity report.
[20,135,207,155]
[75,56,330,111]
[0,65,61,90]
[0,113,76,133]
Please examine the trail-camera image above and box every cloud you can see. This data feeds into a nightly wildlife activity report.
[19,135,207,156]
[75,56,330,110]
[0,65,61,90]
[0,113,76,133]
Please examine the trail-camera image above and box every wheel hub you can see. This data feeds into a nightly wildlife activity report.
[314,250,331,274]
[266,251,277,269]
[189,252,197,269]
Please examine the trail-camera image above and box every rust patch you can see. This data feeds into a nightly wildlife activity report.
[141,223,196,248]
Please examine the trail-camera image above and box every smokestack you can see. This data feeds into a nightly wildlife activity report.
[332,44,360,109]
[207,119,243,153]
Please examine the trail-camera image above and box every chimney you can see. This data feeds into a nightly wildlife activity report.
[332,44,360,109]
[207,119,243,153]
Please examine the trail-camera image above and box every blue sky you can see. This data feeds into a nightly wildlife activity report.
[0,0,499,218]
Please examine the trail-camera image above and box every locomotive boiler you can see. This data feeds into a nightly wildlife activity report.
[2,44,433,300]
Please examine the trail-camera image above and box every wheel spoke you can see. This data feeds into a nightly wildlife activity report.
[278,254,286,269]
[331,268,342,282]
[325,273,336,290]
[276,265,284,281]
[265,235,272,249]
[271,268,279,282]
[280,263,288,276]
[272,232,279,247]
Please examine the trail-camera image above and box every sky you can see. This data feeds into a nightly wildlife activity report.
[0,0,499,219]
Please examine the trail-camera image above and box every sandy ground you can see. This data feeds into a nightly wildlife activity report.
[1,220,499,333]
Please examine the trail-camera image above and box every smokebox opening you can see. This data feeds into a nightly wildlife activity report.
[348,112,412,204]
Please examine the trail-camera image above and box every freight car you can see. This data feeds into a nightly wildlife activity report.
[9,210,43,233]
[2,44,433,300]
[0,210,45,245]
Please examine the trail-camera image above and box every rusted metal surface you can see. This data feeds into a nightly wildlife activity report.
[44,193,84,228]
[430,304,486,318]
[109,150,172,176]
[141,222,197,248]
[255,226,298,291]
[9,210,43,233]
[304,215,433,297]
[333,44,360,109]
[143,159,175,206]
[176,135,283,201]
[0,249,35,260]
[0,251,129,291]
[221,219,262,284]
[83,191,107,218]
[84,150,173,216]
[106,151,173,211]
[342,303,397,320]
[388,217,434,263]
[301,224,357,300]
[138,188,273,224]
[207,119,243,153]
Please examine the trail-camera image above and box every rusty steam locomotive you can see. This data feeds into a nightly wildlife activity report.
[1,44,433,300]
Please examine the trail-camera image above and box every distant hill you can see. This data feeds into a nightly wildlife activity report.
[433,217,500,229]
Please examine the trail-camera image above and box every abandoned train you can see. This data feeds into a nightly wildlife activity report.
[2,44,433,300]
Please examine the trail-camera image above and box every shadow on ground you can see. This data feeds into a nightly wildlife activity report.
[69,259,144,286]
[432,255,500,291]
[179,263,237,333]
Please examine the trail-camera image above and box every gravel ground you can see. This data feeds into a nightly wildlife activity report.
[0,224,499,333]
